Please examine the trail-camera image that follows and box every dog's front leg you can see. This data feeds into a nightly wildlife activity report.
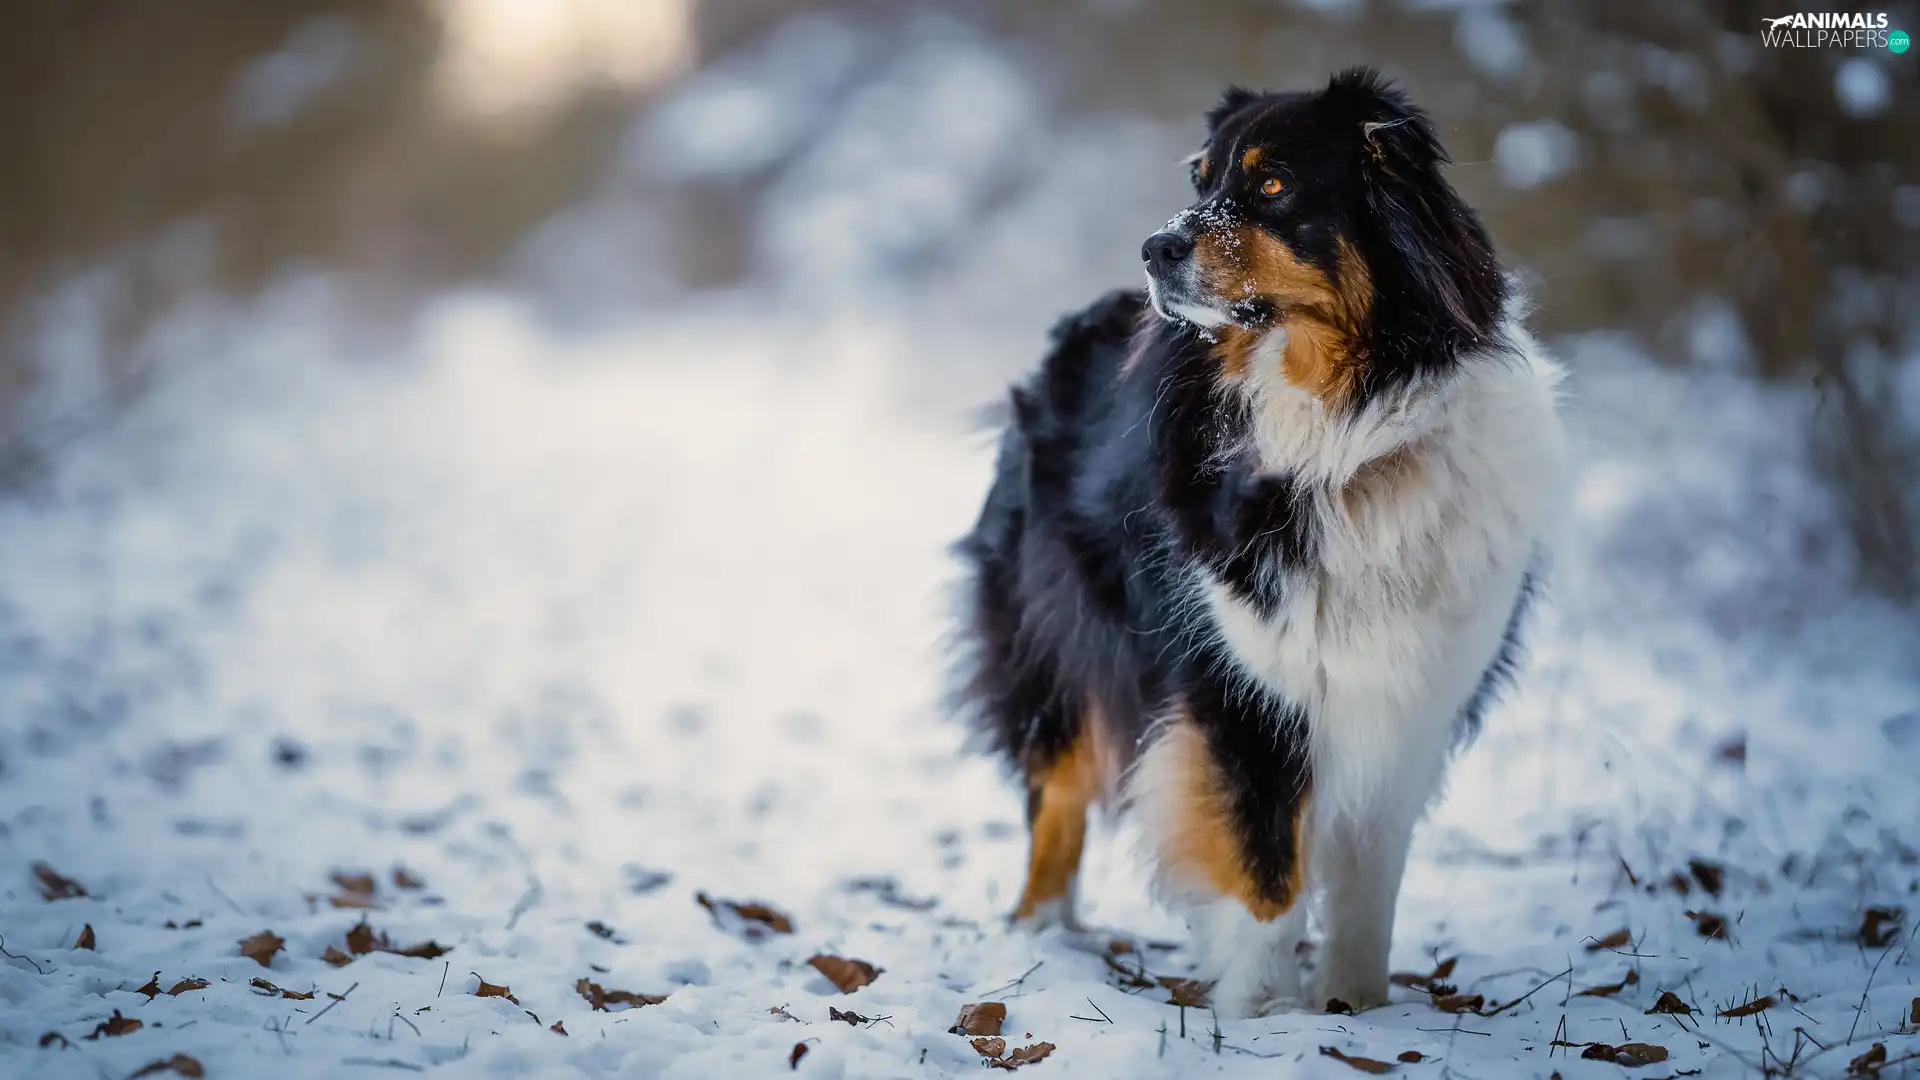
[1313,807,1419,1010]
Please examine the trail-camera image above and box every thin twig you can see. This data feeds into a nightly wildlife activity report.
[0,934,49,975]
[1482,966,1574,1018]
[306,981,359,1025]
[206,875,248,917]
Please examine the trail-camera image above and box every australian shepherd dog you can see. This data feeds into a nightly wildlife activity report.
[951,67,1567,1017]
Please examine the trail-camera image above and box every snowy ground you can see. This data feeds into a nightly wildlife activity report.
[4,12,1920,1080]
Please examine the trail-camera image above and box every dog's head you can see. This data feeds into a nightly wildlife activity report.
[1142,68,1506,405]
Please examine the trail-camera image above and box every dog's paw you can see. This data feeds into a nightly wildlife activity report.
[1211,987,1308,1019]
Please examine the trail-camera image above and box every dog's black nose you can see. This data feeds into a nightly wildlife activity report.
[1142,231,1193,271]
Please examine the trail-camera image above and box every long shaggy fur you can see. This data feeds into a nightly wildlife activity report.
[950,67,1567,1017]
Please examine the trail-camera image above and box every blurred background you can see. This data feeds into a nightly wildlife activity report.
[0,2,1917,1072]
[3,0,1920,914]
[5,0,1919,619]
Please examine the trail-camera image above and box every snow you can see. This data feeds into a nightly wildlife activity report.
[4,14,1920,1080]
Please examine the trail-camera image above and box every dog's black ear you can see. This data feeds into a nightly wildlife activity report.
[1325,66,1504,348]
[1205,85,1259,135]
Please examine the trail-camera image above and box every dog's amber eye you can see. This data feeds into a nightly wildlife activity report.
[1260,177,1284,197]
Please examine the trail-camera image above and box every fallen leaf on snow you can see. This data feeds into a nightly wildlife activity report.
[1585,928,1632,952]
[166,978,209,996]
[321,946,354,967]
[1647,990,1694,1015]
[1687,859,1725,897]
[1911,997,1919,1025]
[829,1006,876,1026]
[1576,970,1640,998]
[1391,956,1459,989]
[988,1042,1055,1070]
[575,978,666,1011]
[1320,1046,1396,1074]
[1159,976,1210,1008]
[809,954,881,994]
[84,1011,142,1039]
[238,930,285,968]
[789,1042,810,1069]
[1860,907,1905,948]
[129,1054,205,1078]
[1687,911,1729,940]
[346,920,381,956]
[550,1020,567,1035]
[33,862,88,900]
[388,939,451,959]
[1398,1051,1426,1063]
[392,866,426,890]
[1850,1042,1888,1076]
[972,1036,1008,1058]
[473,974,519,1005]
[40,1031,70,1049]
[250,978,314,1000]
[951,1002,1006,1036]
[585,920,626,943]
[1719,995,1774,1018]
[1431,993,1485,1014]
[75,924,96,950]
[331,871,378,897]
[1580,1042,1669,1066]
[696,892,793,939]
[135,972,163,1000]
[163,920,202,930]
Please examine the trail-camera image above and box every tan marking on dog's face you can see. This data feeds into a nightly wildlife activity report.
[1131,712,1305,922]
[1191,227,1373,408]
[1240,146,1263,171]
[1011,711,1115,919]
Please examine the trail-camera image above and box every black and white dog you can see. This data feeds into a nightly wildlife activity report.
[952,68,1566,1016]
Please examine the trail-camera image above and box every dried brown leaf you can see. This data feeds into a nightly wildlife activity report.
[163,919,202,930]
[1391,956,1459,990]
[696,891,794,939]
[238,930,285,968]
[346,920,383,956]
[75,924,96,950]
[789,1042,810,1069]
[1319,1046,1397,1074]
[1688,911,1729,940]
[1688,859,1725,897]
[1431,993,1485,1014]
[1398,1051,1426,1063]
[320,945,354,967]
[951,1002,1006,1036]
[392,866,426,890]
[550,1020,568,1035]
[1159,976,1211,1008]
[331,871,377,896]
[134,972,163,1000]
[1719,995,1774,1018]
[1850,1042,1888,1076]
[575,977,666,1011]
[1910,997,1919,1025]
[828,1006,874,1026]
[1586,928,1632,952]
[972,1036,1008,1058]
[809,954,881,994]
[249,978,314,1000]
[1575,970,1640,998]
[389,939,451,960]
[128,1054,205,1078]
[39,1031,70,1049]
[33,862,88,901]
[165,978,209,996]
[1861,907,1905,948]
[84,1010,142,1039]
[474,975,519,1005]
[1647,990,1694,1015]
[1581,1042,1669,1066]
[987,1042,1056,1070]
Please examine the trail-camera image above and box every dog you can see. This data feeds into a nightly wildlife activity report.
[950,67,1566,1017]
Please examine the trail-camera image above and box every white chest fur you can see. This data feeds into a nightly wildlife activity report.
[1201,320,1568,827]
